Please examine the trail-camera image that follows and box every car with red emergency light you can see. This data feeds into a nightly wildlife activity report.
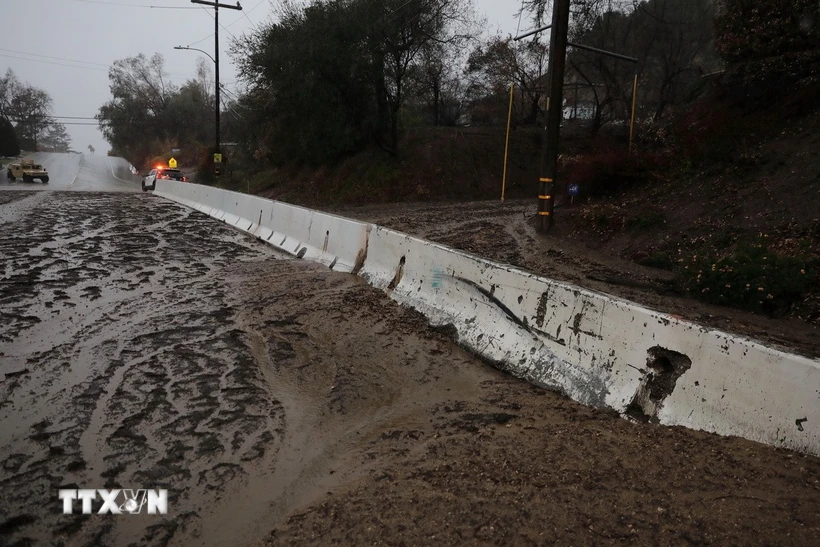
[142,166,187,192]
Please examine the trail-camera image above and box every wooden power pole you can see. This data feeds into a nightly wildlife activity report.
[190,0,242,173]
[537,0,571,233]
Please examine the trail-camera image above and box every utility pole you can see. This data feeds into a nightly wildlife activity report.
[190,0,242,175]
[516,3,637,232]
[537,0,571,233]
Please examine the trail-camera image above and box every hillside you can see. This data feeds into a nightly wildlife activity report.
[219,64,820,356]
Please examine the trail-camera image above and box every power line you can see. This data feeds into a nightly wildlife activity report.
[0,49,194,79]
[0,48,110,68]
[50,122,109,126]
[9,116,99,120]
[242,0,269,30]
[0,53,110,72]
[197,5,238,40]
[186,0,267,46]
[71,0,200,8]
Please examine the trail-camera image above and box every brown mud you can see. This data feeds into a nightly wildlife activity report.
[327,199,820,358]
[1,192,818,547]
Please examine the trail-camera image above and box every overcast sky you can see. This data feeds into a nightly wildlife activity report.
[2,0,527,154]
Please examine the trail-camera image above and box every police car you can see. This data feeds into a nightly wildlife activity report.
[142,166,187,192]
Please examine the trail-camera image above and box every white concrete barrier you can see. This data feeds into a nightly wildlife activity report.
[153,180,820,456]
[154,180,369,273]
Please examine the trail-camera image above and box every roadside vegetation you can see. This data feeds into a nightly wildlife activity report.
[0,69,72,153]
[93,0,820,324]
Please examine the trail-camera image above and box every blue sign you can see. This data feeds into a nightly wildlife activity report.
[568,184,581,196]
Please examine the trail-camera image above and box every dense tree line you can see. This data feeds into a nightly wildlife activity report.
[231,0,475,166]
[0,69,71,153]
[96,0,818,171]
[97,53,216,169]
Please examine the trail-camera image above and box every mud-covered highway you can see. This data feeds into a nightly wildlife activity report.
[1,154,819,546]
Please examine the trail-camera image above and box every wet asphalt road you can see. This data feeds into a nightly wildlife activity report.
[1,152,139,192]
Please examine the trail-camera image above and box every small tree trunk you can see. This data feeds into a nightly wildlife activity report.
[433,83,440,126]
[390,75,403,153]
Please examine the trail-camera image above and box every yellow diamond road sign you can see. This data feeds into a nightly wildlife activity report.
[213,153,223,164]
[168,157,178,169]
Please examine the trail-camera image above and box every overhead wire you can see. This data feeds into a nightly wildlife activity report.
[1,48,194,79]
[0,53,110,72]
[0,48,110,69]
[241,0,269,31]
[70,0,200,8]
[186,0,269,47]
[197,5,239,41]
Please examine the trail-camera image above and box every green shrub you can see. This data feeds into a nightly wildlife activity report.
[625,210,665,232]
[0,117,20,157]
[681,240,817,316]
[638,251,674,270]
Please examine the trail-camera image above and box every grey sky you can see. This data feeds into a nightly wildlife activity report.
[2,0,526,154]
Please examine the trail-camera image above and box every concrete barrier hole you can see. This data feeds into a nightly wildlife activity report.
[626,346,692,423]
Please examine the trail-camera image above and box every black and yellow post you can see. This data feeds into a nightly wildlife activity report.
[537,0,571,233]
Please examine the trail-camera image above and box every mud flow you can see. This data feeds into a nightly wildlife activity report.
[1,191,818,546]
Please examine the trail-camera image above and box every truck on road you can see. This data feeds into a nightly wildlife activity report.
[7,158,49,183]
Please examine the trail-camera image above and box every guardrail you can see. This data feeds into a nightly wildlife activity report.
[153,179,820,456]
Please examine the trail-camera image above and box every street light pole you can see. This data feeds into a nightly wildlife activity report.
[189,0,242,174]
[173,46,216,65]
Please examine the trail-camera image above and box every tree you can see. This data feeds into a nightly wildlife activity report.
[1,69,76,151]
[515,0,719,128]
[715,0,820,63]
[232,0,476,164]
[40,123,72,152]
[368,0,475,150]
[234,0,378,165]
[98,53,174,163]
[0,69,23,119]
[631,0,718,118]
[467,35,549,125]
[0,117,20,157]
[98,53,216,169]
[407,40,472,126]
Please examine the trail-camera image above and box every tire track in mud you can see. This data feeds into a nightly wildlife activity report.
[0,192,286,546]
[3,192,819,547]
[0,191,496,546]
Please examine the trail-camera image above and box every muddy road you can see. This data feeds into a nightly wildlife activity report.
[1,190,819,546]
